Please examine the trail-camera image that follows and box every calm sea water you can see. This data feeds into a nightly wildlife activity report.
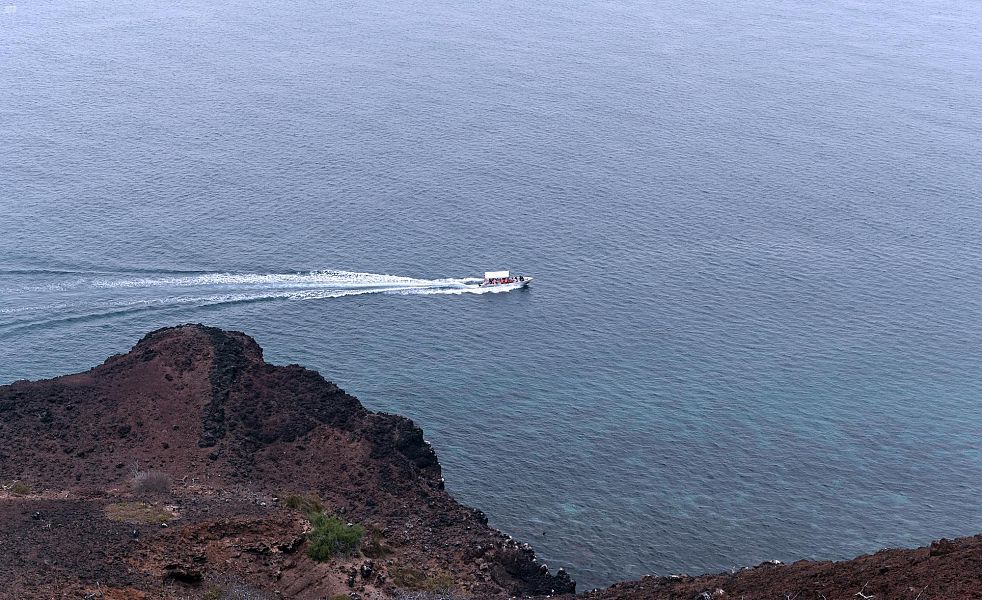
[2,0,981,589]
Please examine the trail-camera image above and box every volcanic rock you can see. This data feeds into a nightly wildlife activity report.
[1,324,979,599]
[0,324,573,598]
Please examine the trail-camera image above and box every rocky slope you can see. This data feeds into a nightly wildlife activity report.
[0,324,572,599]
[565,535,982,600]
[1,324,978,599]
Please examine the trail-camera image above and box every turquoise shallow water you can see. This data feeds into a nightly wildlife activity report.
[2,0,982,589]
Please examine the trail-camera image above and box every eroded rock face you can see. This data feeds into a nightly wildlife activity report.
[565,533,982,600]
[0,324,573,599]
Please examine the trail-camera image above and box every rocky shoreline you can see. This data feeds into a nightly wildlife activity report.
[564,534,981,599]
[0,324,977,599]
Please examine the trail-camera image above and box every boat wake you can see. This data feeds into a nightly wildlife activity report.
[0,270,527,334]
[94,270,521,295]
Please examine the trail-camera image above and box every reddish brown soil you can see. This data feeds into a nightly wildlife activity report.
[1,324,978,599]
[0,325,571,599]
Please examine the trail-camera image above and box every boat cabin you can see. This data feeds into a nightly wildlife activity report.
[483,270,527,285]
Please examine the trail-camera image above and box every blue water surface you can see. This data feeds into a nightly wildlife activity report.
[2,0,981,589]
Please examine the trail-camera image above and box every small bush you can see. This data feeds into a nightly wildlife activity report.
[307,513,364,561]
[391,568,455,593]
[10,481,30,496]
[283,493,323,516]
[133,470,171,494]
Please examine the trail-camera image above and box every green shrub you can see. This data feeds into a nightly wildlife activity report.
[283,493,323,516]
[10,482,30,496]
[307,513,364,561]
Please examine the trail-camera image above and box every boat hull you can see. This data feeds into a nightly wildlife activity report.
[478,277,532,289]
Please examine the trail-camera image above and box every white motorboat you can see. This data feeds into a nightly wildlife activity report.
[479,270,532,288]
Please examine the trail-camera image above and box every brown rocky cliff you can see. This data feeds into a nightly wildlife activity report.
[564,534,982,600]
[0,324,574,598]
[2,325,978,600]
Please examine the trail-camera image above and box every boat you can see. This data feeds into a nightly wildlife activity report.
[479,270,532,288]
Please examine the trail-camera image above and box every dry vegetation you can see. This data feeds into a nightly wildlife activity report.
[132,470,172,494]
[104,501,174,524]
[390,567,455,593]
[2,480,31,496]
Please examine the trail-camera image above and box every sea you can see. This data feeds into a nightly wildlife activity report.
[2,0,981,590]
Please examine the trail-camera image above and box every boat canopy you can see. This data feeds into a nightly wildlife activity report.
[484,270,510,280]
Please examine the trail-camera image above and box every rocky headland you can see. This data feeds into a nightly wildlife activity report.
[0,324,978,599]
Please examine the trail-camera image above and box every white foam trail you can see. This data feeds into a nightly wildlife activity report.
[3,270,523,314]
[86,270,530,298]
[0,270,530,334]
[89,270,476,291]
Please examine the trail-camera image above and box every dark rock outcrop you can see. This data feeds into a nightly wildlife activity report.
[564,535,982,600]
[0,324,573,599]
